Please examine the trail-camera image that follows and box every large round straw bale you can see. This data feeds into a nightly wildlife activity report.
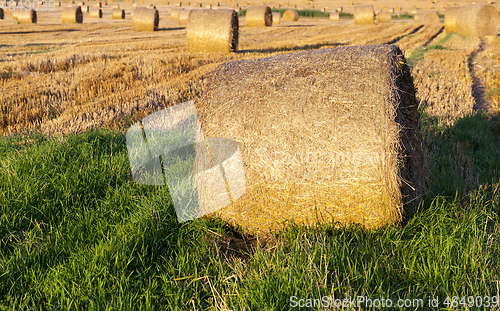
[354,5,374,24]
[62,6,83,23]
[455,4,500,37]
[90,8,102,17]
[444,6,460,33]
[283,9,299,21]
[132,7,159,31]
[272,11,280,24]
[112,8,125,18]
[329,11,339,21]
[194,45,425,234]
[171,8,183,20]
[178,9,191,25]
[17,8,36,23]
[246,6,272,27]
[186,9,238,52]
[377,11,392,23]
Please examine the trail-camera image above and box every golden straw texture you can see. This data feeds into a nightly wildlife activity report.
[17,8,37,23]
[422,12,440,24]
[132,7,159,31]
[455,4,500,37]
[444,6,460,33]
[272,11,280,24]
[171,8,183,20]
[112,8,125,19]
[195,45,425,234]
[61,6,83,23]
[282,9,299,21]
[246,6,272,27]
[90,8,102,17]
[329,11,339,21]
[178,9,191,25]
[376,11,391,23]
[354,5,374,24]
[186,9,238,52]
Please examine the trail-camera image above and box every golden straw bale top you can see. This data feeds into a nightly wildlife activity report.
[194,45,425,234]
[246,6,272,26]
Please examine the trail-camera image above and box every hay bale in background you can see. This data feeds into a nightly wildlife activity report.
[90,8,102,17]
[272,11,280,24]
[94,2,101,7]
[17,8,37,23]
[445,6,460,33]
[246,6,272,27]
[112,8,125,19]
[421,12,440,24]
[330,11,339,21]
[377,11,392,23]
[455,4,500,37]
[283,9,299,21]
[337,6,342,12]
[12,9,19,20]
[132,7,159,31]
[186,9,238,52]
[178,9,191,25]
[171,8,183,20]
[82,5,89,12]
[354,5,374,24]
[62,6,83,23]
[112,4,119,8]
[195,45,425,234]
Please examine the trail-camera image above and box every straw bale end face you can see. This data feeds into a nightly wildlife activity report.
[282,9,299,21]
[444,6,460,33]
[455,4,500,37]
[246,6,272,27]
[354,5,374,24]
[195,44,426,234]
[187,9,238,52]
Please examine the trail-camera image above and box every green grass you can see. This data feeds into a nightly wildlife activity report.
[239,8,339,18]
[0,109,499,309]
[407,44,447,67]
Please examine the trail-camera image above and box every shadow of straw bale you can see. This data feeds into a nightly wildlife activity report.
[238,42,343,54]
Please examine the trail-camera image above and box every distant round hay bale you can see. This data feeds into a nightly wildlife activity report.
[178,9,191,25]
[205,4,211,9]
[336,6,342,12]
[186,9,238,52]
[232,2,238,6]
[444,6,460,33]
[82,5,89,12]
[94,2,101,7]
[387,8,394,13]
[411,9,417,14]
[76,1,84,5]
[354,5,374,24]
[90,8,102,17]
[132,7,159,31]
[329,11,339,21]
[175,1,182,6]
[62,6,83,23]
[17,8,36,23]
[146,4,156,8]
[246,6,272,27]
[132,2,138,7]
[414,13,422,22]
[195,45,425,234]
[112,8,125,18]
[455,4,500,37]
[421,12,440,24]
[171,8,183,20]
[272,11,280,24]
[12,9,19,20]
[283,9,299,21]
[273,3,280,8]
[377,11,391,23]
[112,3,119,8]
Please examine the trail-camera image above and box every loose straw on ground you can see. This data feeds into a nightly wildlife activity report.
[455,4,500,37]
[245,6,272,27]
[376,11,391,23]
[283,9,299,21]
[272,11,280,24]
[354,5,374,24]
[445,6,460,33]
[62,6,83,23]
[112,8,125,19]
[195,45,426,234]
[178,9,191,25]
[132,7,159,31]
[90,8,102,17]
[17,8,37,23]
[186,9,238,52]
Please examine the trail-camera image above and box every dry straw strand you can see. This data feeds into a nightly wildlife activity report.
[132,7,159,31]
[455,4,500,37]
[329,11,339,21]
[17,8,37,23]
[272,11,280,24]
[283,9,299,21]
[62,6,83,23]
[354,5,374,24]
[376,11,391,23]
[90,8,102,17]
[178,9,191,25]
[444,6,460,33]
[186,9,238,52]
[246,6,272,27]
[195,45,425,234]
[112,8,125,19]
